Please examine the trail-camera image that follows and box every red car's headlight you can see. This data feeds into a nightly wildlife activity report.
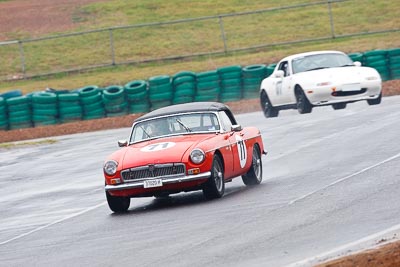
[190,149,205,164]
[104,160,118,176]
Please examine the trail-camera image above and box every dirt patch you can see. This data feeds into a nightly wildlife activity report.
[0,0,103,40]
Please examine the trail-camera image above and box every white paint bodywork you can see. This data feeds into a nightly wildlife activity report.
[260,50,382,107]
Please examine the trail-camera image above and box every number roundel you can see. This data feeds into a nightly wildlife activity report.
[235,135,247,168]
[141,142,176,152]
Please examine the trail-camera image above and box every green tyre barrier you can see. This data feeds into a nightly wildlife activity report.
[217,65,242,73]
[242,64,267,78]
[149,91,173,102]
[84,108,105,118]
[129,103,150,114]
[7,103,31,112]
[81,93,102,105]
[6,96,30,106]
[105,102,128,113]
[174,82,196,91]
[124,80,147,94]
[220,78,241,88]
[59,106,83,115]
[172,76,196,86]
[149,83,173,95]
[195,87,220,96]
[0,90,23,100]
[172,71,196,80]
[9,122,32,130]
[83,113,105,120]
[8,114,31,124]
[196,71,219,82]
[387,48,400,57]
[58,101,80,108]
[266,64,277,76]
[103,86,125,100]
[194,95,218,102]
[32,102,57,110]
[101,94,125,106]
[174,88,195,97]
[106,110,128,117]
[126,90,148,102]
[150,100,172,110]
[58,93,80,102]
[219,72,242,80]
[363,50,387,57]
[389,55,400,65]
[82,101,103,112]
[32,108,58,116]
[348,53,363,62]
[8,109,31,118]
[149,75,171,86]
[31,92,57,104]
[78,86,99,98]
[172,96,193,105]
[196,80,220,91]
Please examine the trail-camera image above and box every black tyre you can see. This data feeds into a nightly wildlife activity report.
[367,93,382,105]
[295,87,312,114]
[260,91,279,118]
[242,145,263,186]
[106,191,130,213]
[332,103,347,110]
[203,155,225,199]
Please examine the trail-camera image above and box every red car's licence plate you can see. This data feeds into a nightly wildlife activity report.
[144,179,163,188]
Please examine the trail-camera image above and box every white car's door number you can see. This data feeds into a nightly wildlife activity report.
[235,135,247,168]
[276,80,283,95]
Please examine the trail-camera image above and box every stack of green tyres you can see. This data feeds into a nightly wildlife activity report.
[172,71,196,105]
[102,85,128,117]
[242,64,267,99]
[348,52,364,63]
[31,92,58,126]
[363,50,390,81]
[6,95,32,129]
[58,92,82,123]
[78,86,105,120]
[124,80,150,114]
[0,97,7,130]
[387,48,400,80]
[148,75,173,110]
[195,70,220,102]
[266,63,277,77]
[217,65,242,103]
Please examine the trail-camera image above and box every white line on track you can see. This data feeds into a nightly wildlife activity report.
[0,201,106,246]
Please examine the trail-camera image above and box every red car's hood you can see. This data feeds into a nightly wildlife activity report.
[119,134,214,169]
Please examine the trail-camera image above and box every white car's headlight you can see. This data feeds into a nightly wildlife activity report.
[104,160,118,175]
[190,149,205,164]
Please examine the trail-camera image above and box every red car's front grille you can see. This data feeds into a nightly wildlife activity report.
[121,163,185,181]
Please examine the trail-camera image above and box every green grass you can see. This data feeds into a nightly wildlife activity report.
[0,0,399,94]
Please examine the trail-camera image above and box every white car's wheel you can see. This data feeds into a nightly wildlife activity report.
[332,103,347,110]
[295,87,313,114]
[367,93,382,105]
[260,91,279,118]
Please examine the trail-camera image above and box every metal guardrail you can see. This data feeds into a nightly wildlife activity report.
[0,0,399,81]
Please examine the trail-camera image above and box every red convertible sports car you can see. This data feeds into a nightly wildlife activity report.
[103,102,266,212]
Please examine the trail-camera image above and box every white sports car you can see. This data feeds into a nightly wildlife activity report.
[259,50,382,117]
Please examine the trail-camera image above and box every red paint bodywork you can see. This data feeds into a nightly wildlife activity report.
[105,126,264,198]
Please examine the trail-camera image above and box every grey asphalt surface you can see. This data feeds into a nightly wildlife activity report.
[0,96,399,267]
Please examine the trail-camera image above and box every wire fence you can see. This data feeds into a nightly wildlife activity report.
[1,0,399,81]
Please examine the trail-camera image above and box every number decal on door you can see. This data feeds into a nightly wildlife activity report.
[235,135,247,168]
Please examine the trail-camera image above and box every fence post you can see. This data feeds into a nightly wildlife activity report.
[109,29,116,65]
[327,0,336,38]
[18,40,27,79]
[218,16,228,53]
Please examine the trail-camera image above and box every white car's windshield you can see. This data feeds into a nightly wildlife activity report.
[292,53,354,74]
[130,112,220,143]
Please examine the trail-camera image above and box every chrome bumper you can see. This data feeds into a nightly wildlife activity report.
[105,171,211,192]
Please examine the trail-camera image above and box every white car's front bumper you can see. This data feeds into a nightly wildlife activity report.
[305,81,381,106]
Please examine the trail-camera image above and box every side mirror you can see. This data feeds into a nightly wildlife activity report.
[118,140,128,147]
[231,124,242,132]
[354,61,362,67]
[274,70,284,78]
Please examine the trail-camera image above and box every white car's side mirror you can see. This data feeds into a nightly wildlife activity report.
[274,70,284,78]
[354,61,362,67]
